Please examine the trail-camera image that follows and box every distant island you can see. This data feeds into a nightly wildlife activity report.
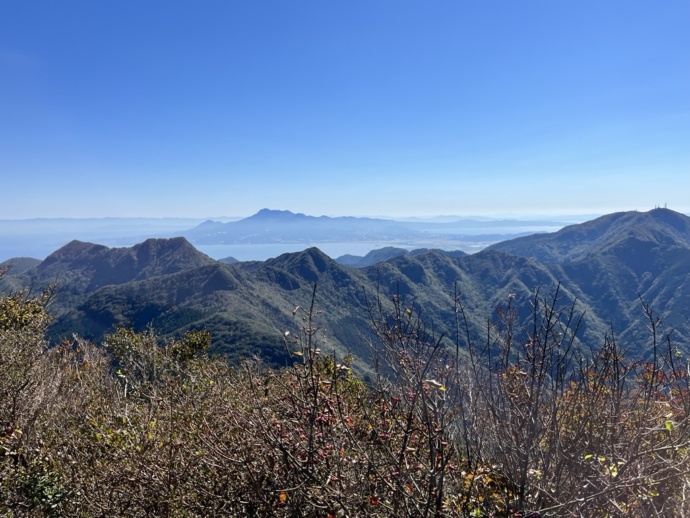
[0,209,586,263]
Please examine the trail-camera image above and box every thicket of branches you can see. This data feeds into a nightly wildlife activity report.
[2,276,690,517]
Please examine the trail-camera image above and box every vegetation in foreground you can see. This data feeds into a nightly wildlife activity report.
[2,277,690,517]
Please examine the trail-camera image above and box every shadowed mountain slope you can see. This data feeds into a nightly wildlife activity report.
[1,257,42,275]
[34,237,215,291]
[486,208,690,353]
[336,247,467,268]
[336,247,411,267]
[47,247,373,368]
[20,237,216,316]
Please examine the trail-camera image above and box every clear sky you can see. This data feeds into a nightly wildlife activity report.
[1,1,689,219]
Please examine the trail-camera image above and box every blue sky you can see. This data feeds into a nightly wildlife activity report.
[1,1,689,219]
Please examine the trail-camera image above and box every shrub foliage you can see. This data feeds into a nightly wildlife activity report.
[2,278,690,516]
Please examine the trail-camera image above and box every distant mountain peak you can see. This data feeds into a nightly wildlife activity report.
[646,207,690,231]
[487,208,690,263]
[30,237,216,298]
[257,208,292,215]
[248,209,306,221]
[43,240,110,264]
[0,257,42,276]
[196,219,224,229]
[132,236,198,254]
[269,246,332,265]
[182,208,424,245]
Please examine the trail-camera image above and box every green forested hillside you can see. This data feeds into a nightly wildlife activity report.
[488,208,690,263]
[2,210,689,371]
[3,265,690,516]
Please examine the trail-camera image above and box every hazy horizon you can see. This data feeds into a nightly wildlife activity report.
[0,209,586,263]
[2,2,689,219]
[0,210,602,223]
[0,206,686,263]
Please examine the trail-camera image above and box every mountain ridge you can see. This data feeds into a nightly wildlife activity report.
[3,208,690,369]
[488,208,690,263]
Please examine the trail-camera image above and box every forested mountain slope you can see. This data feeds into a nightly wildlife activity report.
[3,209,688,368]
